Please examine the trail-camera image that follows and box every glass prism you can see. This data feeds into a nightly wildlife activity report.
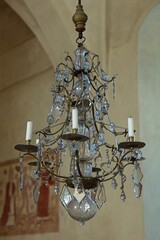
[132,163,143,185]
[60,185,72,209]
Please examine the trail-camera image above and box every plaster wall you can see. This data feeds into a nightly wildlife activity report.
[138,4,160,240]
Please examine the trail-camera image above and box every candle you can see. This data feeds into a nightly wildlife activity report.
[36,139,40,145]
[72,108,78,129]
[128,116,134,137]
[25,121,33,141]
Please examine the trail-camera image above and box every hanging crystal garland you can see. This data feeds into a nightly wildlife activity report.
[15,0,146,225]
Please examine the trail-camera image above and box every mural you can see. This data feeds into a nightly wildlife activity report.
[0,155,59,236]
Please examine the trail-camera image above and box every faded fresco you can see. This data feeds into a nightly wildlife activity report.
[0,156,59,236]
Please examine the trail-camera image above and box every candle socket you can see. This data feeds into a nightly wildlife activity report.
[72,128,78,134]
[25,140,31,145]
[129,136,134,142]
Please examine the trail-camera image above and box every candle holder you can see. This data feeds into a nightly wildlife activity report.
[15,142,38,153]
[118,140,145,150]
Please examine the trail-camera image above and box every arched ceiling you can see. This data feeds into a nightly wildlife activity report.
[4,0,160,56]
[0,0,33,55]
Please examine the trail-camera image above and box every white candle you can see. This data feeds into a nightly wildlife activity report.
[25,121,33,140]
[72,108,78,129]
[36,139,40,145]
[128,116,134,137]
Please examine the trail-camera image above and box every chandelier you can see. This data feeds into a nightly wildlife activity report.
[15,0,145,225]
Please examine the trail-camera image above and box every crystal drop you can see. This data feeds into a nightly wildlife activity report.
[31,169,40,179]
[99,128,106,143]
[133,183,142,198]
[60,185,72,209]
[109,122,115,132]
[101,69,109,81]
[111,177,118,189]
[95,111,103,121]
[132,162,143,185]
[102,98,109,114]
[55,70,63,82]
[79,220,85,226]
[54,184,59,195]
[73,187,85,203]
[95,99,102,111]
[74,47,89,70]
[33,182,40,203]
[63,66,70,83]
[82,74,90,91]
[73,80,82,97]
[120,190,126,201]
[133,149,143,160]
[95,183,106,209]
[80,197,91,212]
[47,113,54,125]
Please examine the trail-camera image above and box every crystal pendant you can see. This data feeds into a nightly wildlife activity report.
[109,122,115,132]
[132,162,143,185]
[73,187,85,203]
[95,183,106,209]
[82,74,90,92]
[101,69,109,81]
[73,80,82,97]
[79,161,92,177]
[54,183,59,195]
[102,98,109,115]
[120,190,126,201]
[33,181,40,203]
[60,185,73,209]
[31,169,41,179]
[55,70,63,82]
[74,47,89,70]
[63,66,70,84]
[133,149,143,160]
[111,177,118,189]
[133,183,142,198]
[98,127,106,143]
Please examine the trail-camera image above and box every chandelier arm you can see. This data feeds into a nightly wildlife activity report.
[100,164,119,182]
[119,150,133,164]
[22,152,39,161]
[65,54,74,65]
[100,171,119,182]
[95,120,127,133]
[103,124,116,135]
[43,122,66,136]
[56,62,75,77]
[97,155,119,181]
[55,84,70,97]
[34,121,66,136]
[88,77,99,93]
[42,160,68,180]
[123,162,134,169]
[42,132,64,147]
[90,74,104,88]
[91,54,100,72]
[91,104,99,134]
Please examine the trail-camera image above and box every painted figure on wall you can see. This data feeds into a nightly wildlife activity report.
[0,158,59,236]
[1,167,16,227]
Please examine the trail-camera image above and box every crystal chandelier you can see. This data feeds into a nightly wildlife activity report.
[15,0,145,225]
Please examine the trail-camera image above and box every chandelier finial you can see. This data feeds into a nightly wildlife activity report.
[72,0,88,40]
